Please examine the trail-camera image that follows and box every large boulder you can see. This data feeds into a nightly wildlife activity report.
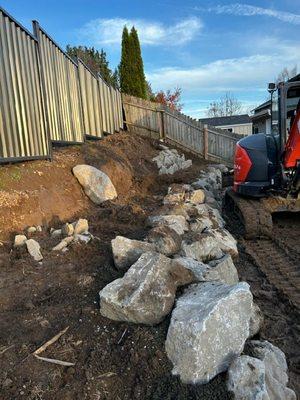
[111,236,155,270]
[228,341,296,400]
[245,341,296,400]
[165,281,253,384]
[73,165,117,204]
[147,225,182,256]
[174,254,238,285]
[148,214,189,236]
[99,252,194,325]
[163,184,192,205]
[210,228,238,257]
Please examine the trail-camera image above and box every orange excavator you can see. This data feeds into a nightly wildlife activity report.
[226,77,300,237]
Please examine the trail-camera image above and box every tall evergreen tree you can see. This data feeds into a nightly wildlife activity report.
[130,27,147,99]
[119,26,132,94]
[119,26,147,99]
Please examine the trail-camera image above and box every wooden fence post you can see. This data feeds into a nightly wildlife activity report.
[158,110,165,140]
[203,124,208,160]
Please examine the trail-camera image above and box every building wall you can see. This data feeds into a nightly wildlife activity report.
[217,123,252,136]
[252,118,271,134]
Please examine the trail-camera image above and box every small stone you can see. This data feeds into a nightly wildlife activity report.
[27,226,37,233]
[52,236,74,251]
[74,233,92,244]
[74,219,89,235]
[51,229,62,238]
[36,226,42,232]
[14,234,27,247]
[61,223,74,237]
[26,239,43,261]
[2,378,13,388]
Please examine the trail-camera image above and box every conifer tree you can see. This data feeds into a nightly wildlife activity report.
[130,26,147,99]
[119,26,132,94]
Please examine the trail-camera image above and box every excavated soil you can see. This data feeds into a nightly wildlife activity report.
[0,133,234,400]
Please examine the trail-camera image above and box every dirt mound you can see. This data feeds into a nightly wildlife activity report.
[0,133,159,241]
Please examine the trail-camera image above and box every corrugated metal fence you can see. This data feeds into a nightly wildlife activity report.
[0,6,123,163]
[123,95,242,166]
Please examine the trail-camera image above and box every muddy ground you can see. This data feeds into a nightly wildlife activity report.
[0,132,299,399]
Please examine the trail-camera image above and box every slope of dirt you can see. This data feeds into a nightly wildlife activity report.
[0,133,234,400]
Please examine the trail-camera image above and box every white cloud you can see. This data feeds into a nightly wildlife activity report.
[147,38,299,94]
[205,3,300,25]
[79,17,202,46]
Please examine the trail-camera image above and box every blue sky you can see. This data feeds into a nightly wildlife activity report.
[3,1,299,117]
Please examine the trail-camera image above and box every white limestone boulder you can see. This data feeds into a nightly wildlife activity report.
[210,228,238,257]
[73,165,117,204]
[99,252,194,325]
[181,233,223,262]
[111,236,155,270]
[165,281,253,384]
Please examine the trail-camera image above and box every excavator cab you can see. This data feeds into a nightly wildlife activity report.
[233,79,300,198]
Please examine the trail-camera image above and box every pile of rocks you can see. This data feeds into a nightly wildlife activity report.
[152,145,192,175]
[13,218,93,261]
[98,163,295,399]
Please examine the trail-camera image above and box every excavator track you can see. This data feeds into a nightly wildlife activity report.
[224,188,300,308]
[243,239,300,309]
[224,189,273,238]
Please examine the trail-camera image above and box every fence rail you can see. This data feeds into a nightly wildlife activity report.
[122,94,242,165]
[0,6,123,163]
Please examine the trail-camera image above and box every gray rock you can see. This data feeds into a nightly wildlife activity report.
[148,215,189,236]
[210,228,238,257]
[147,225,181,256]
[26,239,43,261]
[189,216,213,233]
[227,355,268,400]
[208,254,239,284]
[181,233,224,262]
[52,236,74,251]
[51,229,62,238]
[185,189,205,204]
[246,341,296,400]
[249,303,264,337]
[14,234,27,247]
[163,183,191,205]
[191,178,211,191]
[99,252,194,325]
[166,281,253,384]
[111,236,155,270]
[174,254,238,285]
[74,233,92,244]
[73,164,117,204]
[61,223,74,237]
[74,218,89,235]
[211,163,228,173]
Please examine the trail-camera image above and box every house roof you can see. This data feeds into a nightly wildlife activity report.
[199,114,251,127]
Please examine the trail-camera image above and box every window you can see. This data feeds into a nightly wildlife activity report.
[227,128,233,132]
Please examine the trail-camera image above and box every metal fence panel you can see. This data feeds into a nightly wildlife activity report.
[0,8,50,162]
[78,59,103,138]
[33,21,84,144]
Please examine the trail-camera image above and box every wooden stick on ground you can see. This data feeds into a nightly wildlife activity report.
[34,326,69,355]
[34,355,75,367]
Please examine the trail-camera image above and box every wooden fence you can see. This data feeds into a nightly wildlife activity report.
[122,95,243,166]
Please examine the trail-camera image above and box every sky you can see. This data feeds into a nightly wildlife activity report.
[3,0,299,118]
